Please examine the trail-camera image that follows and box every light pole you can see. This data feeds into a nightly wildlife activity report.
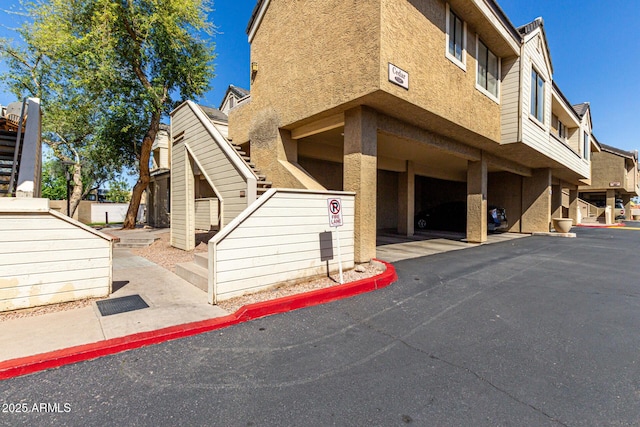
[61,160,75,217]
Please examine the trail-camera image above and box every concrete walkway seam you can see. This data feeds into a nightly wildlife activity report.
[0,260,397,380]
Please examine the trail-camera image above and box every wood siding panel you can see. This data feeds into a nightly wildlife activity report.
[518,37,589,177]
[500,56,520,143]
[0,285,109,312]
[0,238,108,254]
[176,104,251,227]
[213,191,355,301]
[195,198,218,230]
[0,210,111,312]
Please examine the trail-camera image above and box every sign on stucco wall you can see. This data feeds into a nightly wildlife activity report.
[388,63,409,90]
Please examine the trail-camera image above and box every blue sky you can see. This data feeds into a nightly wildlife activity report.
[1,0,638,153]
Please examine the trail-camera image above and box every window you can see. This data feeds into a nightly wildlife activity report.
[558,121,566,139]
[530,68,545,123]
[476,38,500,101]
[446,4,466,69]
[583,131,590,160]
[551,114,567,140]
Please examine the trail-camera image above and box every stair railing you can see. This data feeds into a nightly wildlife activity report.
[7,99,27,196]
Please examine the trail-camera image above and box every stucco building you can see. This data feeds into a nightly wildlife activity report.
[579,143,639,217]
[221,0,597,263]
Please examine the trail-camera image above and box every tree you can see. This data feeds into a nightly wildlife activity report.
[41,157,68,200]
[105,179,131,203]
[1,0,215,226]
[0,13,130,217]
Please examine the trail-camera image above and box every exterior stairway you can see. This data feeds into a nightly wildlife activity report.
[230,141,272,195]
[0,130,19,197]
[176,138,272,293]
[580,215,605,225]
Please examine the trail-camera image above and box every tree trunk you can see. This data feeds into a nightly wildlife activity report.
[68,162,83,218]
[122,112,161,229]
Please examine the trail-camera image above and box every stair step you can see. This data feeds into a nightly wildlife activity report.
[114,237,159,248]
[175,262,208,292]
[194,252,208,269]
[257,181,272,187]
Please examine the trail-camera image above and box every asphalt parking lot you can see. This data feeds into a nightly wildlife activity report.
[2,227,640,426]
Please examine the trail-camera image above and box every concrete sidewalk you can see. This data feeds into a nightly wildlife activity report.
[0,249,228,362]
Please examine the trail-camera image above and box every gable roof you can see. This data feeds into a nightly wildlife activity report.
[198,105,228,123]
[572,102,590,118]
[600,143,637,160]
[518,17,554,75]
[219,85,250,110]
[247,0,265,34]
[517,17,543,36]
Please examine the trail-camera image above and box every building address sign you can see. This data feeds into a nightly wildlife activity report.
[388,63,409,90]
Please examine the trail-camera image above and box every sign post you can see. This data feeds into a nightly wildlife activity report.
[327,198,344,284]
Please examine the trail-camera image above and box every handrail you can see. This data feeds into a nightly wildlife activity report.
[7,99,27,196]
[579,198,604,218]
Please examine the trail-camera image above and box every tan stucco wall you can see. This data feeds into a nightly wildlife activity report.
[229,0,508,192]
[587,150,625,190]
[380,0,502,142]
[230,0,382,144]
[521,168,552,233]
[377,169,399,229]
[488,172,522,232]
[298,157,343,191]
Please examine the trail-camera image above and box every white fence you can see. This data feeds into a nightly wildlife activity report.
[0,198,113,312]
[195,198,219,230]
[208,189,355,303]
[90,203,145,224]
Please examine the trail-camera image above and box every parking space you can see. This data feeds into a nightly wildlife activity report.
[376,229,528,263]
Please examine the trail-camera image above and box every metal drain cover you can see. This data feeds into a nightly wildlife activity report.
[96,294,149,316]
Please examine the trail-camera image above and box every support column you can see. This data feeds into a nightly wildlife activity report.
[467,154,487,243]
[606,189,615,224]
[521,168,551,233]
[344,106,377,263]
[568,186,579,225]
[621,194,631,220]
[551,181,563,220]
[398,161,415,236]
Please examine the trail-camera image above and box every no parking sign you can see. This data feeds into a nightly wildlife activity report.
[327,198,344,284]
[327,198,343,227]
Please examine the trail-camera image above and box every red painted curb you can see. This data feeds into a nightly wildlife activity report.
[576,223,625,228]
[0,260,397,380]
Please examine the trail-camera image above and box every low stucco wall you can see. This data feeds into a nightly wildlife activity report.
[0,198,113,312]
[49,200,145,224]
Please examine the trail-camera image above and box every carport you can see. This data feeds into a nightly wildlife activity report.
[287,106,566,264]
[294,113,530,253]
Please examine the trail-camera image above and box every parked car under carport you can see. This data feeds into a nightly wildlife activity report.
[415,201,507,233]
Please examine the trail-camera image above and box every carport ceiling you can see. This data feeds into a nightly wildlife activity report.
[298,127,504,177]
